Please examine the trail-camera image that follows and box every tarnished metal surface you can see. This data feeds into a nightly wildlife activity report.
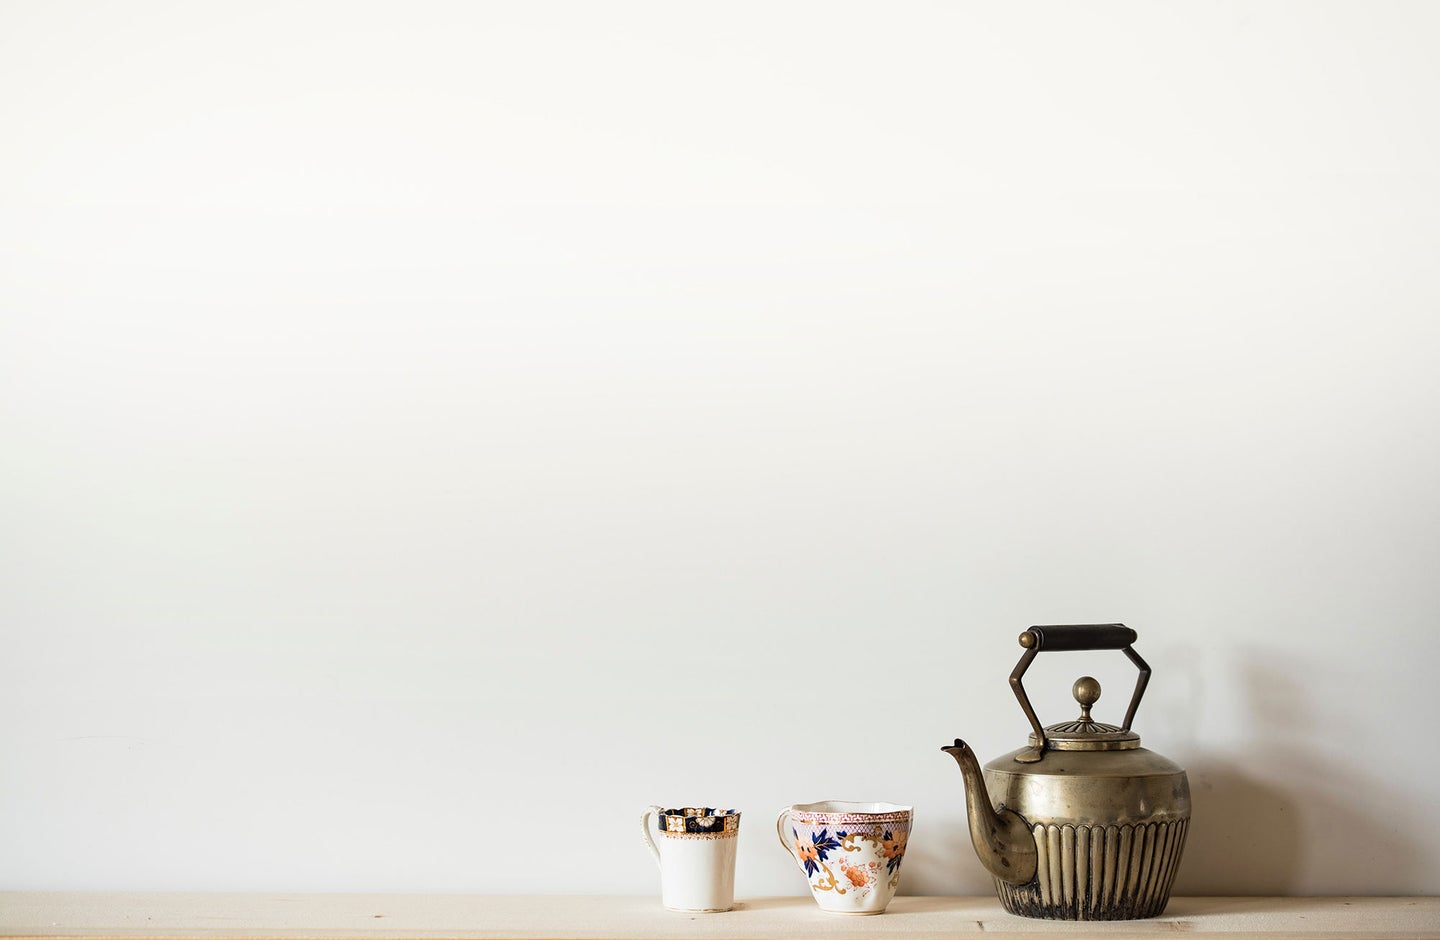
[993,819,1190,920]
[983,746,1191,826]
[941,741,1039,886]
[941,624,1191,921]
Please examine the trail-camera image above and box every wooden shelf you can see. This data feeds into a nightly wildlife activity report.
[2,894,1437,940]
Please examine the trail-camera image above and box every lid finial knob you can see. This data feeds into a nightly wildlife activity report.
[1073,676,1101,722]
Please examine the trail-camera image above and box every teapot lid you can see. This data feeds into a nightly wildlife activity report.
[1029,676,1140,752]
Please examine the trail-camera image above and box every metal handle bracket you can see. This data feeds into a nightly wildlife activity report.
[1010,623,1151,762]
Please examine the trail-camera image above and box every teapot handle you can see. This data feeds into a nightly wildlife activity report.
[1009,624,1150,763]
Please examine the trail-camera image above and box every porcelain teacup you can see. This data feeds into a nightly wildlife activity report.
[777,800,912,914]
[642,806,740,912]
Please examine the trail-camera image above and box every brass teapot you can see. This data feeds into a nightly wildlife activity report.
[941,624,1190,920]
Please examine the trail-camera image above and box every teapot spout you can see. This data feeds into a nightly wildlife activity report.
[941,739,1038,886]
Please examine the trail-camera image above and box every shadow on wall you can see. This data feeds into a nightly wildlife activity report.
[907,646,1420,897]
[904,819,992,896]
[1174,653,1418,895]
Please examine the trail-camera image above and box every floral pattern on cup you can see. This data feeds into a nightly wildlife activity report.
[789,823,908,899]
[778,801,913,914]
[659,807,740,836]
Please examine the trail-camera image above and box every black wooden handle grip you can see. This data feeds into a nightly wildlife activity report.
[1020,623,1137,651]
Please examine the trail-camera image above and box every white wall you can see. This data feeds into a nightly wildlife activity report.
[3,0,1438,898]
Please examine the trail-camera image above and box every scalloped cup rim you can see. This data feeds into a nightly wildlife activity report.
[789,800,911,815]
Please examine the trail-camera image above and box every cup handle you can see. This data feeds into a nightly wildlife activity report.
[775,807,797,860]
[641,805,663,868]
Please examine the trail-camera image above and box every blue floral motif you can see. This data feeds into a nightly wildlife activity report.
[793,826,842,876]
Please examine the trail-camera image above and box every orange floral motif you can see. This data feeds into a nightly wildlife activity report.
[841,862,872,888]
[794,839,819,867]
[881,829,908,874]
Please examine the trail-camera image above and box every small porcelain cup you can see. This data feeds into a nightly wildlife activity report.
[642,806,741,912]
[777,800,912,915]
